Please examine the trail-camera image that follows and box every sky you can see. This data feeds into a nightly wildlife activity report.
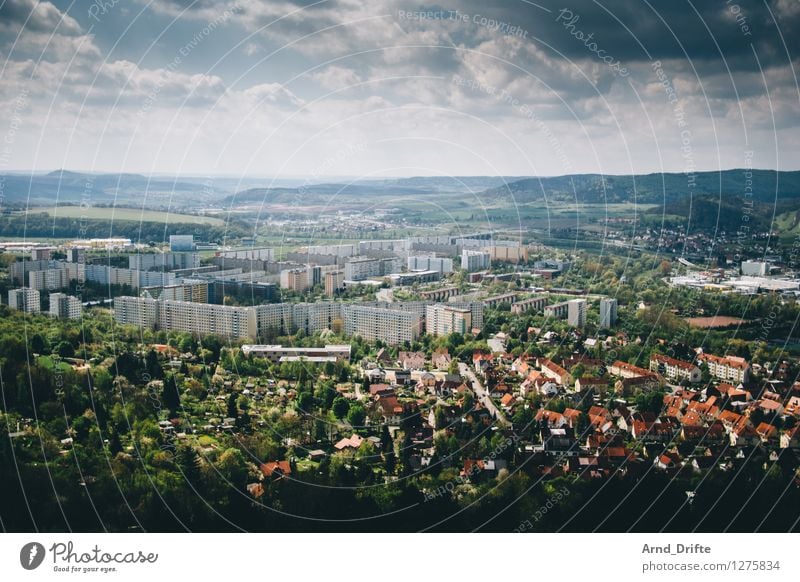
[0,0,798,178]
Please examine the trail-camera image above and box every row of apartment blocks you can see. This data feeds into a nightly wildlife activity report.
[114,297,485,344]
[541,297,618,328]
[12,259,178,291]
[8,288,82,319]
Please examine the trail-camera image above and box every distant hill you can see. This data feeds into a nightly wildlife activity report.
[479,170,800,205]
[3,169,798,210]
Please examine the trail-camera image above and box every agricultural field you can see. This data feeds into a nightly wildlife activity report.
[28,206,226,226]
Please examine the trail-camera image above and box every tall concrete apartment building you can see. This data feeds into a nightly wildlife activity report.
[49,293,82,320]
[324,270,345,296]
[425,304,472,336]
[460,250,491,272]
[599,297,618,328]
[280,268,311,291]
[567,299,587,328]
[8,288,41,313]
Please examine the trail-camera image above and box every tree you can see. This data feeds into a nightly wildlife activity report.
[56,340,75,358]
[347,404,366,428]
[226,393,239,419]
[332,397,350,419]
[162,374,181,416]
[30,333,48,354]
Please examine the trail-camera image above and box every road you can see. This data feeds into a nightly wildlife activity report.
[458,362,511,428]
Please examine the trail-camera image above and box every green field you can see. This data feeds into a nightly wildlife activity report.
[29,206,225,226]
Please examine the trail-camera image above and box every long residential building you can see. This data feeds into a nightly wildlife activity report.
[649,354,701,383]
[128,252,200,271]
[342,304,421,345]
[407,255,454,274]
[698,353,751,384]
[344,257,402,281]
[511,296,547,314]
[241,344,351,362]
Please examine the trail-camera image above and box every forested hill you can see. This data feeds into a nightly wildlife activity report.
[478,170,800,205]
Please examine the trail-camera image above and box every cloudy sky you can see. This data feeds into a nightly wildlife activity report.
[1,0,798,178]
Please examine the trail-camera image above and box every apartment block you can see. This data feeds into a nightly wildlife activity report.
[407,255,454,274]
[8,288,40,313]
[460,250,491,272]
[342,304,421,345]
[698,353,751,384]
[49,293,82,320]
[599,297,618,328]
[324,270,345,297]
[128,252,200,271]
[544,301,570,319]
[567,299,587,328]
[344,257,402,281]
[425,304,472,336]
[511,296,547,315]
[649,354,701,383]
[241,344,351,363]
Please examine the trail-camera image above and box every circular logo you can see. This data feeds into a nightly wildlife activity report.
[20,542,46,570]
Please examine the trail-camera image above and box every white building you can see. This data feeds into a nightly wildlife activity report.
[460,250,491,272]
[344,257,402,281]
[741,261,767,277]
[342,304,421,345]
[49,293,82,320]
[599,297,618,328]
[567,299,587,328]
[407,255,454,274]
[241,344,351,363]
[425,304,472,336]
[8,288,40,313]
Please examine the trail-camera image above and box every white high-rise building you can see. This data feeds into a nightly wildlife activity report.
[460,250,491,272]
[49,293,82,319]
[599,297,618,328]
[8,288,41,313]
[567,299,587,328]
[425,304,472,336]
[407,255,454,274]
